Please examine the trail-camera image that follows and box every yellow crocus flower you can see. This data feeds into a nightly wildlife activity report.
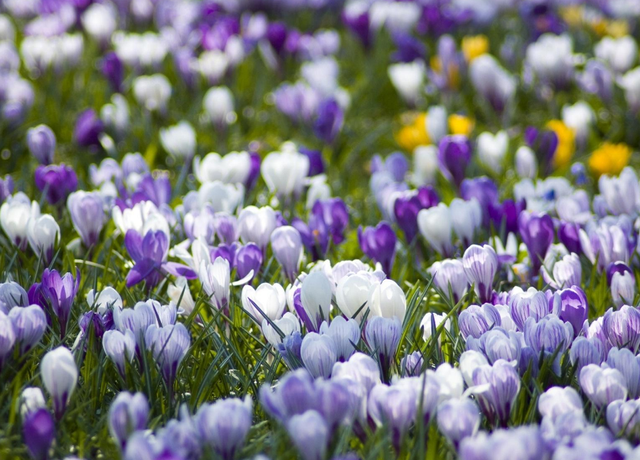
[397,113,431,151]
[588,143,632,177]
[462,35,489,62]
[449,114,474,136]
[546,120,575,169]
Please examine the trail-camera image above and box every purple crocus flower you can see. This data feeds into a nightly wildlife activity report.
[23,408,55,460]
[246,152,262,190]
[459,304,501,339]
[132,173,171,207]
[438,135,472,188]
[607,262,636,307]
[67,191,105,248]
[34,164,78,205]
[300,332,338,379]
[27,125,56,165]
[267,22,288,54]
[569,336,605,374]
[145,323,190,389]
[0,311,15,368]
[460,177,498,226]
[606,347,640,399]
[260,368,318,423]
[524,314,573,374]
[270,226,303,282]
[313,198,349,246]
[365,316,401,378]
[74,109,104,148]
[8,305,46,354]
[577,60,613,102]
[101,52,123,93]
[579,364,627,409]
[517,212,554,276]
[551,287,588,337]
[437,398,480,447]
[524,127,558,176]
[558,222,581,254]
[393,186,439,243]
[509,287,549,331]
[314,98,343,144]
[197,397,253,460]
[234,243,263,281]
[392,33,426,63]
[471,359,521,426]
[0,175,13,204]
[488,199,526,236]
[278,330,303,370]
[108,392,149,451]
[358,222,397,275]
[343,7,370,48]
[124,230,196,289]
[602,306,640,351]
[33,268,80,339]
[429,259,469,304]
[462,245,498,303]
[300,147,325,177]
[287,410,330,460]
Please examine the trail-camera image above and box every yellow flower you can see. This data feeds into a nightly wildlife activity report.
[559,6,584,28]
[605,20,629,38]
[449,114,474,136]
[397,113,430,151]
[546,120,575,169]
[588,142,632,177]
[462,35,489,62]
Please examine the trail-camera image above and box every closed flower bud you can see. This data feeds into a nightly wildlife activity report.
[261,147,309,200]
[40,347,78,419]
[607,399,640,438]
[541,253,581,290]
[67,191,105,248]
[160,121,196,160]
[417,203,453,257]
[336,273,378,322]
[603,306,640,351]
[270,226,303,283]
[301,332,337,378]
[551,287,588,337]
[608,262,636,308]
[437,397,480,447]
[27,214,59,264]
[365,316,401,371]
[569,337,605,374]
[368,382,417,449]
[23,408,55,460]
[203,86,236,126]
[287,410,329,460]
[262,312,301,347]
[145,323,190,386]
[319,316,360,361]
[20,387,46,420]
[242,283,286,322]
[459,304,501,339]
[300,271,332,332]
[0,192,39,251]
[9,304,46,354]
[238,206,277,251]
[27,124,55,165]
[508,287,548,331]
[579,364,627,409]
[0,310,15,367]
[428,259,469,304]
[462,244,498,303]
[469,359,521,426]
[368,279,406,322]
[197,396,252,460]
[605,347,640,399]
[102,329,136,377]
[358,222,396,275]
[514,146,537,179]
[108,392,149,451]
[538,386,583,422]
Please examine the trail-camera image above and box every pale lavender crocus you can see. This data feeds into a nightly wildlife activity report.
[462,244,498,303]
[437,398,480,447]
[270,226,303,282]
[108,392,149,451]
[144,323,190,391]
[67,191,105,248]
[470,359,521,426]
[429,259,469,305]
[579,364,627,409]
[8,304,46,354]
[197,396,253,460]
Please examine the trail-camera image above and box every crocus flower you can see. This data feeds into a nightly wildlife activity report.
[27,214,59,264]
[0,175,13,204]
[102,329,136,377]
[319,316,360,361]
[429,259,469,305]
[550,287,588,337]
[608,262,636,308]
[241,283,286,322]
[335,273,379,322]
[579,364,627,409]
[34,164,78,205]
[368,279,406,321]
[101,51,123,92]
[40,347,78,419]
[0,311,15,368]
[237,206,277,251]
[160,121,196,160]
[235,243,263,281]
[314,98,343,144]
[9,304,46,354]
[417,203,454,257]
[607,399,640,438]
[438,135,471,188]
[459,304,501,339]
[368,382,417,450]
[145,323,190,388]
[470,359,521,426]
[34,268,80,339]
[23,408,55,460]
[524,315,573,374]
[261,147,309,201]
[358,222,396,275]
[197,397,253,460]
[541,253,581,290]
[299,271,332,332]
[74,109,104,148]
[393,186,438,243]
[517,212,554,276]
[132,173,171,207]
[301,332,338,378]
[569,337,605,374]
[509,287,548,331]
[462,244,498,303]
[27,124,55,165]
[365,316,401,376]
[437,398,480,447]
[606,347,640,399]
[603,306,640,351]
[108,392,149,451]
[270,226,303,282]
[67,191,105,248]
[287,410,329,460]
[124,230,196,289]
